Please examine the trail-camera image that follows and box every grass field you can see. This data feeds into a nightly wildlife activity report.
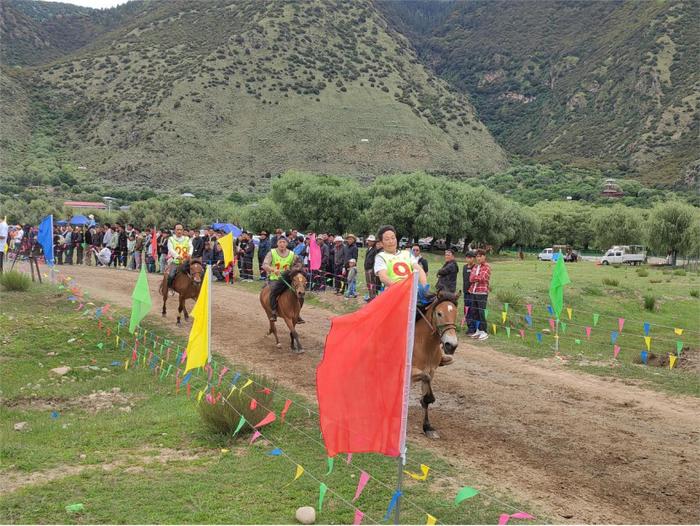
[238,250,700,397]
[0,285,536,524]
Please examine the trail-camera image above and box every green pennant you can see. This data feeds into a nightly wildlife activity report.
[233,415,246,436]
[318,482,328,512]
[505,326,511,338]
[96,342,103,350]
[575,339,581,344]
[676,341,683,355]
[484,308,489,320]
[549,254,571,320]
[593,313,600,326]
[129,265,152,335]
[326,456,334,475]
[504,303,509,313]
[455,486,480,504]
[561,321,567,333]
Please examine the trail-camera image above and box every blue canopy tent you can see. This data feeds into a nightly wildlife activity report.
[55,220,68,226]
[211,223,242,237]
[69,215,90,226]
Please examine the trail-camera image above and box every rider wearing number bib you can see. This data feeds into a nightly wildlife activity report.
[262,236,303,321]
[373,224,453,366]
[166,223,193,287]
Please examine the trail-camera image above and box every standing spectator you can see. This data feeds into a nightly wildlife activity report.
[315,234,329,290]
[192,229,204,259]
[412,244,429,273]
[288,229,299,250]
[108,224,119,267]
[257,230,271,280]
[117,224,128,268]
[92,226,103,265]
[332,236,345,294]
[324,235,334,289]
[462,251,476,335]
[0,216,8,273]
[102,224,113,248]
[343,234,359,270]
[134,231,144,270]
[83,226,93,266]
[158,230,169,272]
[269,228,282,251]
[211,240,225,281]
[363,235,378,300]
[54,227,65,265]
[127,232,136,269]
[468,249,491,341]
[64,226,73,264]
[73,226,84,265]
[436,249,458,293]
[345,258,358,298]
[237,232,254,281]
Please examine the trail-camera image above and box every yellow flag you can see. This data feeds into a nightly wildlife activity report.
[501,311,507,323]
[492,323,497,335]
[669,355,677,369]
[294,464,304,480]
[184,267,211,373]
[426,514,437,525]
[566,307,573,320]
[674,328,683,336]
[219,232,234,267]
[240,378,253,391]
[196,390,204,403]
[404,463,430,481]
[644,336,651,351]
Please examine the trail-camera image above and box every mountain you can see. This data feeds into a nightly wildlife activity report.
[0,0,507,194]
[379,0,700,188]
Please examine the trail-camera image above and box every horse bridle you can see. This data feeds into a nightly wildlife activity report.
[418,298,458,338]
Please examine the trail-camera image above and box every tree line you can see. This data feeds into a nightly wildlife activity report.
[2,171,698,261]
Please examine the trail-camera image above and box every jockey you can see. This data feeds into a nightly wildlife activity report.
[262,236,303,322]
[374,224,453,366]
[166,223,193,287]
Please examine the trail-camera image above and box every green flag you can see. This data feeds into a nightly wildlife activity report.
[549,253,571,320]
[129,265,152,334]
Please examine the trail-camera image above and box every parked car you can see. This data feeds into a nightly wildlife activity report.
[418,237,434,250]
[398,237,410,249]
[538,248,555,261]
[600,245,646,265]
[434,238,448,250]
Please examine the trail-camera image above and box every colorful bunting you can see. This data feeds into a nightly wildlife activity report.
[253,411,276,428]
[318,483,328,512]
[267,447,282,455]
[404,463,429,481]
[498,512,535,525]
[549,318,555,331]
[643,322,650,336]
[613,345,620,359]
[566,307,572,320]
[504,303,509,313]
[501,311,507,323]
[524,315,533,327]
[326,456,334,475]
[455,486,479,504]
[233,415,246,436]
[575,339,581,345]
[519,329,525,339]
[618,318,625,333]
[547,305,554,316]
[526,304,532,316]
[382,490,402,521]
[280,399,292,422]
[426,514,437,525]
[674,328,683,336]
[249,398,258,410]
[593,313,599,326]
[536,333,542,343]
[294,464,304,481]
[641,351,648,364]
[585,326,591,340]
[352,471,370,502]
[676,341,683,355]
[506,326,511,338]
[644,336,651,351]
[249,430,262,444]
[353,509,364,525]
[669,355,677,369]
[611,331,619,344]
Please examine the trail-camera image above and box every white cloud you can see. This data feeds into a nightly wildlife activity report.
[42,0,129,8]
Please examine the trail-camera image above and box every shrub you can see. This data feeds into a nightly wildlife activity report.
[198,374,276,437]
[649,279,662,284]
[690,289,699,298]
[673,269,686,276]
[602,278,619,287]
[582,285,603,296]
[636,269,649,277]
[643,294,656,311]
[495,290,522,310]
[0,270,31,292]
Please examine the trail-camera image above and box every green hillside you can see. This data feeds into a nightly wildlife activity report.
[0,0,507,193]
[379,0,700,188]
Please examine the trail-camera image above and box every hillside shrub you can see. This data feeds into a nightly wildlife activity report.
[198,374,276,436]
[643,294,656,311]
[690,289,699,298]
[495,290,522,310]
[602,278,619,287]
[0,270,31,292]
[582,285,603,296]
[636,268,649,277]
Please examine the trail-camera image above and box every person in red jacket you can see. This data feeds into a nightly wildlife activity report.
[468,249,491,341]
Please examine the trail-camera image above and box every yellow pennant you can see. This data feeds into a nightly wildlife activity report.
[644,336,651,351]
[240,378,253,392]
[492,323,497,335]
[674,328,683,336]
[426,514,437,525]
[669,355,677,369]
[228,386,237,398]
[501,311,507,323]
[566,307,572,320]
[196,390,204,403]
[404,463,430,481]
[124,359,129,370]
[294,464,304,480]
[116,336,120,346]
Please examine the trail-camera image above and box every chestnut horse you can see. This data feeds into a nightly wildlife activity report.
[159,260,204,326]
[259,270,307,353]
[412,290,459,439]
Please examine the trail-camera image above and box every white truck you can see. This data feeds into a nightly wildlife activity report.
[600,245,646,265]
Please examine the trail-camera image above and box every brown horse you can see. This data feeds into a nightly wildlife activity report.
[259,270,307,353]
[411,290,459,439]
[159,260,204,326]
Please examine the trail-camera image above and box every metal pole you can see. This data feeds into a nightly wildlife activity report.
[394,454,404,525]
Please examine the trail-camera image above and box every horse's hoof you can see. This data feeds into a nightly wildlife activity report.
[276,343,282,349]
[424,429,440,440]
[292,348,305,355]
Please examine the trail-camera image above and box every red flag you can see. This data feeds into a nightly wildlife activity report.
[309,233,321,271]
[316,274,416,457]
[151,229,158,259]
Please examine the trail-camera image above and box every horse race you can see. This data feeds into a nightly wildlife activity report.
[1,0,698,525]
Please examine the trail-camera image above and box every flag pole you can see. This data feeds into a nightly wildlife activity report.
[395,271,419,525]
[206,264,212,365]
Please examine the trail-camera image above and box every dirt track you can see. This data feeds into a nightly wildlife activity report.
[48,265,700,524]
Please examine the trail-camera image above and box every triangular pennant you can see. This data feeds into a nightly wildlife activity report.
[643,322,650,336]
[585,326,592,339]
[593,313,599,326]
[566,307,572,320]
[404,463,429,481]
[506,326,511,338]
[318,482,328,512]
[618,318,625,333]
[644,336,651,351]
[455,486,479,504]
[426,514,437,525]
[233,415,246,436]
[676,341,683,355]
[249,430,262,444]
[641,350,648,364]
[294,464,304,480]
[560,321,567,333]
[504,302,509,313]
[669,355,677,369]
[382,490,402,522]
[674,328,683,336]
[281,399,293,422]
[353,510,364,525]
[613,345,620,359]
[526,304,532,316]
[501,311,507,323]
[326,456,334,475]
[352,471,370,502]
[253,411,276,428]
[536,333,542,343]
[575,339,581,344]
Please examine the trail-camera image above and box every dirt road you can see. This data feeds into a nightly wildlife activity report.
[46,265,700,523]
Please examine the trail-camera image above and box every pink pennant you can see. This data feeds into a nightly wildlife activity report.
[217,367,230,387]
[106,328,111,337]
[352,471,370,502]
[98,320,103,329]
[166,348,171,360]
[526,304,532,316]
[131,349,137,363]
[281,399,292,422]
[76,303,83,311]
[102,304,111,313]
[206,365,213,383]
[253,411,276,428]
[499,512,535,525]
[249,398,258,410]
[613,345,620,359]
[186,384,191,398]
[249,430,262,444]
[180,351,187,364]
[618,318,625,333]
[205,393,214,404]
[346,453,353,464]
[353,510,364,525]
[548,318,555,331]
[585,326,592,339]
[519,329,525,339]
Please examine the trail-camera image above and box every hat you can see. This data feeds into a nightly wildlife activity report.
[345,233,356,240]
[348,258,356,264]
[277,235,288,242]
[366,235,376,242]
[465,250,476,257]
[333,235,343,242]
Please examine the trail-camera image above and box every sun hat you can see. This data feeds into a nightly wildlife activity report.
[345,233,356,240]
[334,235,343,242]
[366,235,376,242]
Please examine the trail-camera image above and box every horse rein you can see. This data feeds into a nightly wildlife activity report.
[417,300,457,338]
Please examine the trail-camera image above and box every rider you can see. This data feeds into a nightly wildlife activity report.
[166,224,193,288]
[262,235,303,322]
[373,224,453,366]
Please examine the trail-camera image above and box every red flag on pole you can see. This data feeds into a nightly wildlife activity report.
[316,273,417,457]
[151,228,158,259]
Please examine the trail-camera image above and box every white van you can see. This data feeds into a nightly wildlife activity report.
[600,245,646,265]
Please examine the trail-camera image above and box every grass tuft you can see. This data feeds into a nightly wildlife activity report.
[0,270,31,291]
[673,269,687,276]
[643,294,656,311]
[690,289,699,299]
[495,289,522,310]
[636,268,649,277]
[602,278,619,287]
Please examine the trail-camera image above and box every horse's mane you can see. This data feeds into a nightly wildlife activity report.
[434,290,459,306]
[282,267,306,281]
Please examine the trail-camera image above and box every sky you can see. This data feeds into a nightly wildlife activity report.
[43,0,128,8]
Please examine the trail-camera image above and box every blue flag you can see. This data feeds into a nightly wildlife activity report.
[38,215,54,265]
